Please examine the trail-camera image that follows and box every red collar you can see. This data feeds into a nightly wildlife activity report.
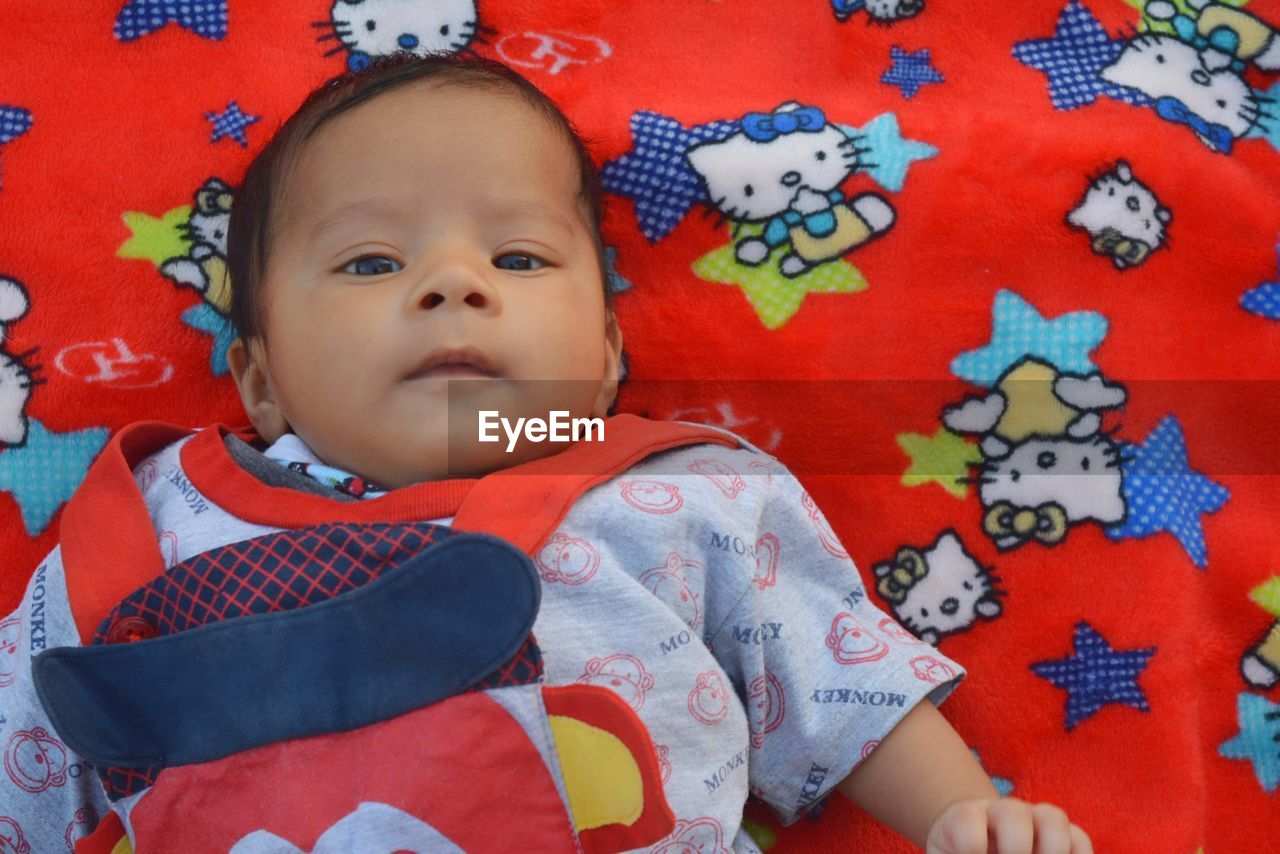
[59,414,735,645]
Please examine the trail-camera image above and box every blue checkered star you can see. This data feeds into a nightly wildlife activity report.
[1105,415,1229,568]
[1012,0,1151,111]
[1241,243,1280,321]
[114,0,229,41]
[1030,621,1156,732]
[601,111,739,242]
[205,101,259,148]
[839,113,938,193]
[0,419,109,536]
[1219,692,1280,793]
[881,47,944,100]
[0,106,33,189]
[951,290,1109,387]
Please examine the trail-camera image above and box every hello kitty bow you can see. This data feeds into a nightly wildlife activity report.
[876,547,929,605]
[740,106,827,142]
[1153,97,1234,153]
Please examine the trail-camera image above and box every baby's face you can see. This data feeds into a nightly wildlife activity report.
[235,82,620,487]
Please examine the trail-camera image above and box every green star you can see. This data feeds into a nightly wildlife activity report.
[117,206,192,265]
[897,427,982,499]
[692,225,868,330]
[1249,576,1280,617]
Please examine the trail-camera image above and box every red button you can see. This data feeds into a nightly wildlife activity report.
[105,615,158,644]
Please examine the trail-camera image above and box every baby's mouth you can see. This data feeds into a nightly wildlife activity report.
[405,346,503,381]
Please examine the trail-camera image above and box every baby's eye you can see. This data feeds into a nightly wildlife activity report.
[341,255,402,276]
[494,252,547,271]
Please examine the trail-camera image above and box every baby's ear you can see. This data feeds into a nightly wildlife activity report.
[227,338,290,443]
[591,311,625,419]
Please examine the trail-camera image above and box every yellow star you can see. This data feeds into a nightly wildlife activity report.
[897,427,982,499]
[117,206,192,266]
[692,224,868,330]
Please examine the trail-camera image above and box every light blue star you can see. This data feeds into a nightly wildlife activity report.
[601,110,740,242]
[1105,415,1229,568]
[881,46,944,99]
[182,302,236,376]
[1012,1,1151,111]
[839,113,938,193]
[952,290,1109,387]
[971,749,1015,797]
[604,246,632,294]
[1219,692,1280,793]
[1245,81,1280,153]
[205,101,259,148]
[0,419,109,536]
[114,0,229,41]
[1030,621,1156,731]
[1241,243,1280,321]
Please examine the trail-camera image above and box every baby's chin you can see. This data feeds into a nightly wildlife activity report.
[374,435,577,487]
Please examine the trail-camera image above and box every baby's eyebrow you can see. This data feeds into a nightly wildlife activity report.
[305,196,407,246]
[490,198,577,235]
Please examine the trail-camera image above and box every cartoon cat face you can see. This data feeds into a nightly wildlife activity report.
[0,278,33,447]
[1068,161,1171,247]
[686,104,858,222]
[186,201,230,257]
[865,0,925,21]
[979,433,1125,525]
[875,533,1001,645]
[329,0,480,58]
[1101,34,1260,140]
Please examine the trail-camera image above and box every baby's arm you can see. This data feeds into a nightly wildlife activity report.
[834,699,1093,853]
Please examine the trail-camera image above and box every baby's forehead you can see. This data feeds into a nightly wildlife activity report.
[274,88,585,237]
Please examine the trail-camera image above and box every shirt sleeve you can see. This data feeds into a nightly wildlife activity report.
[706,459,967,826]
[1,547,113,848]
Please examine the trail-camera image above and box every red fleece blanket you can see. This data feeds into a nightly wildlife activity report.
[1,1,1279,851]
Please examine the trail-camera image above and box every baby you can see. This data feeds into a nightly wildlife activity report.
[1,53,1092,853]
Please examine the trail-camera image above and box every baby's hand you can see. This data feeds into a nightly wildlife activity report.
[925,797,1093,854]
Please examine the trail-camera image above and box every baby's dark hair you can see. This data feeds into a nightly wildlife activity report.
[227,51,611,344]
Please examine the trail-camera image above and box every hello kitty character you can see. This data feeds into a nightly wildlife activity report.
[159,178,234,315]
[535,531,601,585]
[1067,161,1172,269]
[1146,0,1280,72]
[1100,28,1269,153]
[873,531,1004,645]
[686,102,897,278]
[825,612,890,665]
[639,553,705,630]
[943,357,1128,550]
[746,671,786,748]
[832,0,925,25]
[0,278,36,447]
[577,654,655,710]
[318,0,490,70]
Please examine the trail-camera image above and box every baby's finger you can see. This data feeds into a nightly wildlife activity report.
[987,798,1034,854]
[1069,823,1094,854]
[926,800,989,854]
[1029,804,1071,854]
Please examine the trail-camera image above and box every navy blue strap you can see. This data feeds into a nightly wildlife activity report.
[32,533,539,768]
